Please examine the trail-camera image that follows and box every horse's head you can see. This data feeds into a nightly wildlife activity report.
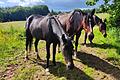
[99,19,107,37]
[61,34,74,70]
[49,16,74,70]
[83,9,95,42]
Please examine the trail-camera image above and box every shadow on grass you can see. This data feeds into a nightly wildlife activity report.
[85,43,120,54]
[77,51,120,80]
[29,58,94,80]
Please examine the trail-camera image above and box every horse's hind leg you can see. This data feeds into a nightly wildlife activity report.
[53,43,57,66]
[34,39,40,60]
[29,36,33,53]
[58,42,61,53]
[84,32,87,45]
[46,42,50,71]
[25,37,29,60]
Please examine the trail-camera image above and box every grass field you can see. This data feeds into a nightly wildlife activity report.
[0,13,120,80]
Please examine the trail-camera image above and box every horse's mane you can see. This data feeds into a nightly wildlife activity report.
[48,16,68,41]
[93,15,102,25]
[68,9,84,32]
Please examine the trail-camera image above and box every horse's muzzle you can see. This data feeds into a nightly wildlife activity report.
[66,62,74,70]
[103,33,107,38]
[88,33,94,41]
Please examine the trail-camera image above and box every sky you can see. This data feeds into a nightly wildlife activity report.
[0,0,112,11]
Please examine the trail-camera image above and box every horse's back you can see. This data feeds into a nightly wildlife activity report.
[58,10,84,34]
[29,15,49,40]
[58,14,69,26]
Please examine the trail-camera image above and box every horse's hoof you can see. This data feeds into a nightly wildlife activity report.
[45,68,49,72]
[58,51,61,53]
[37,56,41,60]
[52,62,56,66]
[73,51,77,59]
[90,42,93,44]
[24,56,29,61]
[81,43,86,45]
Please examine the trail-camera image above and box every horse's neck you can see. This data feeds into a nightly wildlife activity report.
[51,18,68,45]
[94,15,101,26]
[68,11,82,32]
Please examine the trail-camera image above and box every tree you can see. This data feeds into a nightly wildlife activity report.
[0,5,50,22]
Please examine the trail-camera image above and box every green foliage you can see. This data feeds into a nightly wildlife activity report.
[50,10,62,15]
[86,0,97,6]
[109,0,120,27]
[86,0,110,6]
[0,5,50,22]
[86,0,120,27]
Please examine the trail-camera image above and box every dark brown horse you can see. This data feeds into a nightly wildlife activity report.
[25,14,74,70]
[57,9,95,57]
[83,15,107,44]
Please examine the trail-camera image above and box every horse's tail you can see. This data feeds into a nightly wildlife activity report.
[25,15,34,29]
[48,17,54,33]
[25,15,34,53]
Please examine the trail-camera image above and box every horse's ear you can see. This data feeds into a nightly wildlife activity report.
[69,10,75,23]
[100,19,102,23]
[62,34,67,44]
[91,9,95,15]
[104,19,107,23]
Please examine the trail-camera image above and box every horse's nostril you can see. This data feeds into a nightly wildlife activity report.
[67,63,74,70]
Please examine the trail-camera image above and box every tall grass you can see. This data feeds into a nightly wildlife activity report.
[0,21,25,69]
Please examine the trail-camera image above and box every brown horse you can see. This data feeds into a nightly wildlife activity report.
[83,15,107,44]
[25,14,74,70]
[57,9,95,57]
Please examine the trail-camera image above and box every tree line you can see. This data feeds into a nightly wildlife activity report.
[0,5,50,22]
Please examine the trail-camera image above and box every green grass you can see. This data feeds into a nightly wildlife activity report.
[0,21,25,71]
[0,13,120,80]
[95,13,110,20]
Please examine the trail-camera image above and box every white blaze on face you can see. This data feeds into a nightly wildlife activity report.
[67,62,71,66]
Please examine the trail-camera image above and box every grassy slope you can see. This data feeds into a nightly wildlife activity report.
[0,13,120,80]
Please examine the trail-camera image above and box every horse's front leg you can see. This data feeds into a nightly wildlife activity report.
[74,31,81,57]
[46,42,50,71]
[53,43,57,66]
[34,39,40,60]
[88,32,94,44]
[84,32,87,45]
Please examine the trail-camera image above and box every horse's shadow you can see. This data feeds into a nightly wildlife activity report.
[76,51,120,80]
[30,58,93,80]
[85,43,118,49]
[85,43,120,54]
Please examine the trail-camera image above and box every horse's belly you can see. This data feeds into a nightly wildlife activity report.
[31,28,44,40]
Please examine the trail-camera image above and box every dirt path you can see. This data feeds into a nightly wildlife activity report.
[75,45,120,80]
[1,43,120,80]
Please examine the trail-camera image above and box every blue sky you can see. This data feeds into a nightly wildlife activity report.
[0,0,111,11]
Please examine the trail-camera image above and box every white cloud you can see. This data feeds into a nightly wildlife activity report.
[7,0,21,3]
[24,0,44,3]
[7,0,44,3]
[7,0,45,6]
[0,1,5,4]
